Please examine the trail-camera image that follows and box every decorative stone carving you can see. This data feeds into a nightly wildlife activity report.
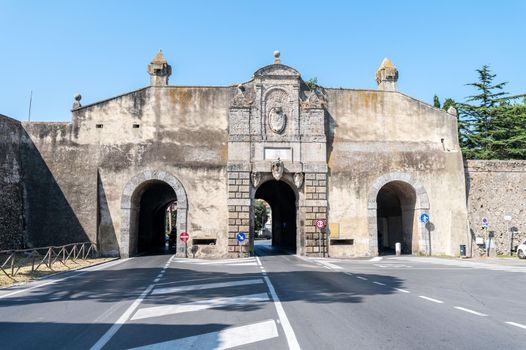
[265,89,289,134]
[302,90,325,109]
[268,107,287,134]
[271,158,284,181]
[294,172,304,188]
[72,93,82,110]
[251,171,261,187]
[231,84,253,108]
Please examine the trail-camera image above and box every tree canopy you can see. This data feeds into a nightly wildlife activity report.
[436,65,526,160]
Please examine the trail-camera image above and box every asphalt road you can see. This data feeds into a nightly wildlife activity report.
[0,241,525,349]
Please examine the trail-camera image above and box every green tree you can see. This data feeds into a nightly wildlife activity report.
[458,65,526,159]
[254,200,269,233]
[433,94,441,108]
[305,77,318,90]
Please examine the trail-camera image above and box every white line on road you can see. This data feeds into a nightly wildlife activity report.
[356,276,368,280]
[256,256,300,350]
[454,306,488,316]
[373,281,386,286]
[89,254,176,350]
[90,283,155,350]
[369,257,383,262]
[152,279,263,295]
[419,296,444,304]
[128,319,279,350]
[344,272,353,276]
[394,288,410,293]
[317,261,343,270]
[505,321,526,330]
[132,293,269,320]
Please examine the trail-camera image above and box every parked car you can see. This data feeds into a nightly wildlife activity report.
[518,239,526,259]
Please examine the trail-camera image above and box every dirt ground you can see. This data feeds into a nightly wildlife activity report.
[0,257,115,288]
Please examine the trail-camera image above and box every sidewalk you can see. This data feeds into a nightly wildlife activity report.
[387,255,526,273]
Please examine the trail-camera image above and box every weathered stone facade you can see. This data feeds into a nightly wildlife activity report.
[0,115,24,249]
[465,160,526,256]
[1,51,523,258]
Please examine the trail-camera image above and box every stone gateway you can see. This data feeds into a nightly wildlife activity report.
[1,51,525,258]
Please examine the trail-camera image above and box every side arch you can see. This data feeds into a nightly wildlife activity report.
[119,170,188,258]
[367,172,430,256]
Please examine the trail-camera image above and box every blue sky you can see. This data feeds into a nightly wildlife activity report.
[1,0,525,122]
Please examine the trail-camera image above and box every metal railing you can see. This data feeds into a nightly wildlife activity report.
[0,242,98,278]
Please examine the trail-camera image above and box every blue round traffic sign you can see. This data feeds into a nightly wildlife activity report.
[420,213,430,223]
[236,232,246,242]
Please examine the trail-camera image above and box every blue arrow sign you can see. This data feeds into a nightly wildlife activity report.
[420,213,430,223]
[236,232,246,242]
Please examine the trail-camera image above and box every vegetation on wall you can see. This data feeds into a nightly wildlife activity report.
[436,65,526,160]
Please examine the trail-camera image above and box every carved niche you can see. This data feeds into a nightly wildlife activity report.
[265,89,289,134]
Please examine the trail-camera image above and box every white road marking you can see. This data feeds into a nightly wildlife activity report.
[0,258,130,300]
[373,281,386,286]
[90,283,155,350]
[132,293,269,320]
[172,258,257,265]
[369,257,383,262]
[344,272,353,276]
[128,319,279,350]
[419,296,444,304]
[505,321,526,330]
[454,306,488,316]
[152,279,263,295]
[356,276,368,280]
[256,256,300,350]
[153,278,160,283]
[394,288,410,293]
[318,261,343,270]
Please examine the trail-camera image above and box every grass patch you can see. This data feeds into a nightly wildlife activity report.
[0,257,115,288]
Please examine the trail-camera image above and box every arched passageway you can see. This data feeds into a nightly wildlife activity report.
[135,181,177,254]
[255,180,297,253]
[120,170,188,258]
[376,181,417,255]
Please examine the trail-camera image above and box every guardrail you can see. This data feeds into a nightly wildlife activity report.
[0,242,98,278]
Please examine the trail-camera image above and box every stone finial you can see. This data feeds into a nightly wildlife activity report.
[72,93,82,110]
[376,58,398,91]
[273,50,281,64]
[147,50,172,86]
[447,106,457,116]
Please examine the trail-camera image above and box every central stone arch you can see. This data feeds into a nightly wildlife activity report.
[119,170,188,258]
[367,172,430,256]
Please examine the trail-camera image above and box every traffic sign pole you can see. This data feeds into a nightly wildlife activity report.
[180,232,189,258]
[315,220,327,257]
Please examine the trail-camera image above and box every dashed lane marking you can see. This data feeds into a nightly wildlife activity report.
[419,296,444,304]
[454,306,488,316]
[394,288,410,293]
[505,322,526,330]
[373,281,386,286]
[356,276,368,281]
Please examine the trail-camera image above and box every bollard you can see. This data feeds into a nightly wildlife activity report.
[395,242,401,256]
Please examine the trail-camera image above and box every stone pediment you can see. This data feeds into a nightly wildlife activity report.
[254,64,301,79]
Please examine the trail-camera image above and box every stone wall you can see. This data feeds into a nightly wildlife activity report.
[465,160,526,256]
[326,89,469,256]
[0,115,24,250]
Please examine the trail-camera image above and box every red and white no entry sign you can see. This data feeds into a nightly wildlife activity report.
[315,219,326,229]
[180,232,189,242]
